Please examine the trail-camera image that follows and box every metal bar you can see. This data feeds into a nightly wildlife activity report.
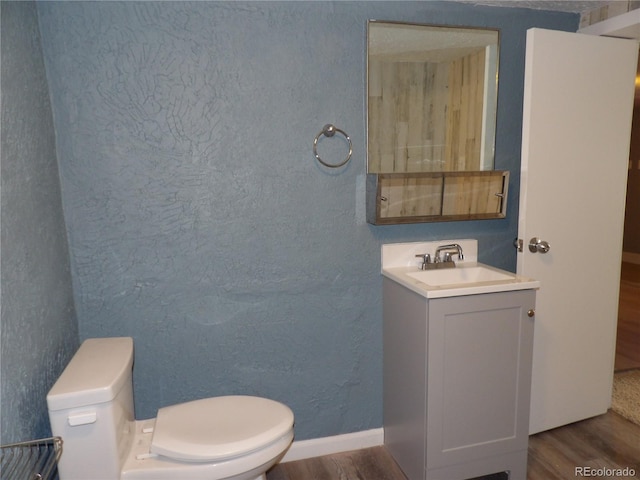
[1,437,62,480]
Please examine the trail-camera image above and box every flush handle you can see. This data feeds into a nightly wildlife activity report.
[68,411,97,427]
[528,237,550,254]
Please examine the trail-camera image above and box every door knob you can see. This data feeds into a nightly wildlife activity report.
[528,237,551,253]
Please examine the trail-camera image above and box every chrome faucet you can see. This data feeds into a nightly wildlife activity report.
[414,244,464,270]
[434,244,464,264]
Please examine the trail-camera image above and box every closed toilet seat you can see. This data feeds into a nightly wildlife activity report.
[150,395,294,463]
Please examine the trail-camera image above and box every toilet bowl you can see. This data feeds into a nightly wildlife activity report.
[47,337,294,480]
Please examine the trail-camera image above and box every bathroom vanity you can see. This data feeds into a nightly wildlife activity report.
[382,241,539,480]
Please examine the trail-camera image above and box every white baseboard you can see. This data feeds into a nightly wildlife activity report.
[622,252,640,265]
[281,428,384,463]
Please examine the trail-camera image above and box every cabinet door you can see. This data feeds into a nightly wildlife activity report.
[426,290,535,470]
[367,171,508,224]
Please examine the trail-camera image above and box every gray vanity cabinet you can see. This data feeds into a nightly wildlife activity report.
[383,278,535,480]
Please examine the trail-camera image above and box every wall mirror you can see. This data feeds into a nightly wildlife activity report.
[367,21,499,173]
[366,21,508,224]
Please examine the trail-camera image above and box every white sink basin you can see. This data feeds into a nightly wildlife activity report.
[381,241,539,298]
[406,265,514,287]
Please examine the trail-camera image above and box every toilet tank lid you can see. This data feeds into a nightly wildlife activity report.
[47,337,134,412]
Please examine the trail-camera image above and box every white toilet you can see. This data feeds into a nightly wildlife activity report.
[47,337,294,480]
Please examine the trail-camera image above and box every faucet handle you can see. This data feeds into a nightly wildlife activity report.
[415,253,431,270]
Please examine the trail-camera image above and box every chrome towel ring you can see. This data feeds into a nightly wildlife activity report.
[313,124,352,168]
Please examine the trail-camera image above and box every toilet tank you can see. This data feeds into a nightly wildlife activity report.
[47,337,135,480]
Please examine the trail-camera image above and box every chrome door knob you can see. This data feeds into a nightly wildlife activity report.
[528,237,551,253]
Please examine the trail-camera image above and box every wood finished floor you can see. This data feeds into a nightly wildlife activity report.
[268,411,640,480]
[616,262,640,371]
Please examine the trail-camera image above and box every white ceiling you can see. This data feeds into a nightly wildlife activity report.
[458,1,613,13]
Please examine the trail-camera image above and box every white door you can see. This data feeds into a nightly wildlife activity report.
[518,28,638,435]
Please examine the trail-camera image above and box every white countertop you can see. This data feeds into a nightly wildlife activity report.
[383,262,540,299]
[381,240,539,299]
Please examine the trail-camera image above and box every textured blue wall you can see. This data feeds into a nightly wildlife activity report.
[36,1,577,440]
[1,1,79,443]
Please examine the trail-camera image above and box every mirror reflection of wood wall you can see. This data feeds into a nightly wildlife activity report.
[371,170,508,223]
[368,49,486,173]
